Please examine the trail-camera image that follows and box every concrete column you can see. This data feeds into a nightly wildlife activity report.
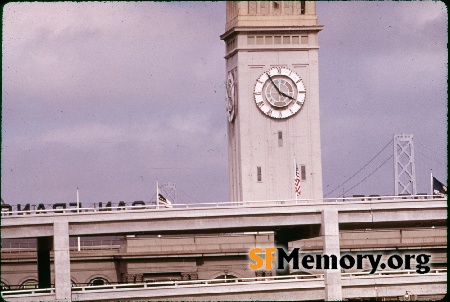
[37,237,53,288]
[54,221,71,301]
[274,230,289,276]
[321,209,342,301]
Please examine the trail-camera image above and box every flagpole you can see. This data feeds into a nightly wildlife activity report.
[77,187,81,251]
[294,159,297,203]
[156,181,159,209]
[430,169,433,197]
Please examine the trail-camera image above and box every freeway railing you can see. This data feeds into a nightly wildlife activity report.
[1,195,446,217]
[1,239,122,253]
[1,287,55,297]
[1,269,446,297]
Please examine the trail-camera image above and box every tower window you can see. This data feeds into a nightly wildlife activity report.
[283,36,290,44]
[292,36,300,44]
[301,165,306,181]
[248,36,255,45]
[273,2,280,10]
[260,1,269,14]
[301,36,308,44]
[274,36,281,44]
[265,36,273,44]
[278,131,283,147]
[249,1,257,14]
[256,36,264,45]
[300,1,306,14]
[257,167,262,182]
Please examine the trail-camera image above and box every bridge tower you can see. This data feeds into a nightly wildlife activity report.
[394,134,417,195]
[221,1,324,202]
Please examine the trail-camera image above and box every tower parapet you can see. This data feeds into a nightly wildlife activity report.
[225,1,318,32]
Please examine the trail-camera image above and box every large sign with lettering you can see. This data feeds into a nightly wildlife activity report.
[1,201,168,215]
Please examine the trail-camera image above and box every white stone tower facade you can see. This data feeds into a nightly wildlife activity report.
[221,1,324,202]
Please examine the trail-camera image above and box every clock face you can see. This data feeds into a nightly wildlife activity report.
[254,66,306,119]
[226,70,237,123]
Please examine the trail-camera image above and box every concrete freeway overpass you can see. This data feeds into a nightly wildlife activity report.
[2,270,447,301]
[1,196,447,301]
[2,197,446,238]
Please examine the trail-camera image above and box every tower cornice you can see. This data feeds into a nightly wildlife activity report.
[223,46,320,60]
[220,26,324,41]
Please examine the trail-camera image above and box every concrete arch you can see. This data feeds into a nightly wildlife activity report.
[289,270,318,278]
[209,271,242,280]
[86,274,111,286]
[19,278,38,289]
[290,270,314,275]
[70,278,79,287]
[16,276,38,288]
[1,279,10,290]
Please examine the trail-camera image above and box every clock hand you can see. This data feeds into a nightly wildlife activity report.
[280,91,295,100]
[265,72,295,100]
[265,72,280,93]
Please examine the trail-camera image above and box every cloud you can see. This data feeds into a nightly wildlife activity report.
[1,1,446,204]
[39,123,146,148]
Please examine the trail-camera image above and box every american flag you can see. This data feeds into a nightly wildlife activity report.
[158,193,173,208]
[295,164,302,196]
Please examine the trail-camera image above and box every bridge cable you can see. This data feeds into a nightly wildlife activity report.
[415,150,446,166]
[324,138,393,197]
[341,154,394,197]
[177,187,201,204]
[415,139,447,158]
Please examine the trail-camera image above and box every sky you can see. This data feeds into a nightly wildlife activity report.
[1,1,447,206]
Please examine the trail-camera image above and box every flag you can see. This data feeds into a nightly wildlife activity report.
[158,193,173,208]
[433,177,447,197]
[295,164,302,196]
[156,181,173,208]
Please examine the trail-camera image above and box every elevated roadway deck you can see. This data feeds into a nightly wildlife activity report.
[2,270,446,301]
[2,196,446,239]
[1,196,447,301]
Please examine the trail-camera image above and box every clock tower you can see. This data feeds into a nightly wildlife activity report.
[221,1,324,202]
